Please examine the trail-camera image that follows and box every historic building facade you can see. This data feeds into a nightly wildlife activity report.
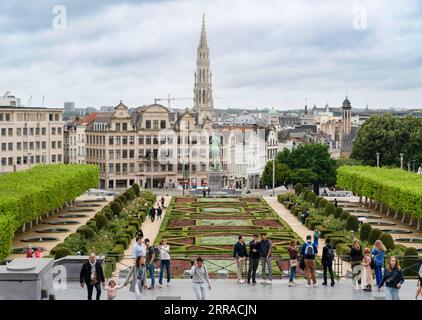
[0,106,64,173]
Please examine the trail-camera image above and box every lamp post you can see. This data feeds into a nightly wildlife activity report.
[412,160,416,172]
[272,157,275,197]
[400,153,404,170]
[376,153,380,168]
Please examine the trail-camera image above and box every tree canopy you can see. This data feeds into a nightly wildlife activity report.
[351,114,422,167]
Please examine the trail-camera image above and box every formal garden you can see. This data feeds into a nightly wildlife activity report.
[155,197,302,278]
[0,164,99,261]
[278,181,421,277]
[49,184,156,277]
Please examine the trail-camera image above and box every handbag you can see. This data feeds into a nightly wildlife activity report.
[290,259,298,268]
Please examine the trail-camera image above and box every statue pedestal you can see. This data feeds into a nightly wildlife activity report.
[207,170,223,193]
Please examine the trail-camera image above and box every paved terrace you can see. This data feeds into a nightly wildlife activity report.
[55,278,419,300]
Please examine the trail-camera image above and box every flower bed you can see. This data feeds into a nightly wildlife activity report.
[253,220,282,227]
[168,219,196,227]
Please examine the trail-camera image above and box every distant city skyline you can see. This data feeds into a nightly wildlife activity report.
[1,0,422,110]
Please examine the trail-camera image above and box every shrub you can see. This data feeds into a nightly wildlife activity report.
[96,214,108,230]
[340,210,351,221]
[294,183,303,195]
[77,226,96,239]
[378,233,395,250]
[103,209,114,221]
[110,201,122,216]
[336,244,351,256]
[324,203,336,216]
[402,247,419,277]
[359,223,372,241]
[132,183,141,197]
[306,192,317,203]
[315,197,322,208]
[345,215,359,232]
[116,237,129,249]
[109,244,124,261]
[86,220,98,232]
[318,198,328,208]
[334,207,343,219]
[368,228,382,245]
[54,247,73,259]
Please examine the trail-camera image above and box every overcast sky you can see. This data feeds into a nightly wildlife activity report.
[1,0,422,110]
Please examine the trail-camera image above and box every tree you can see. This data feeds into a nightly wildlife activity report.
[351,114,422,167]
[261,161,290,188]
[277,144,338,193]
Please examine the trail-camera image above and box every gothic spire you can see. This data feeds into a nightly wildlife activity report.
[199,14,208,49]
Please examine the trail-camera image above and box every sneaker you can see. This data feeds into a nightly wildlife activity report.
[266,279,272,285]
[159,284,163,288]
[167,283,171,287]
[288,282,294,287]
[306,284,312,288]
[322,282,327,286]
[252,281,257,285]
[331,282,335,287]
[312,283,319,287]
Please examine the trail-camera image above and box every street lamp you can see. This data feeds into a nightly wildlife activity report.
[400,153,404,170]
[376,153,380,168]
[272,156,275,197]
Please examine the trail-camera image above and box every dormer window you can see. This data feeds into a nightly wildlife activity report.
[122,123,128,131]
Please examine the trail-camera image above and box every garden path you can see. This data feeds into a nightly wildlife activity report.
[264,196,351,277]
[115,195,172,274]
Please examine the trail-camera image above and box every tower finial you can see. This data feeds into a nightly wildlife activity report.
[199,14,208,48]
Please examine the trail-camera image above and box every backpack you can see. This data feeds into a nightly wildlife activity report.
[326,246,334,261]
[419,263,422,278]
[305,243,314,256]
[153,246,160,263]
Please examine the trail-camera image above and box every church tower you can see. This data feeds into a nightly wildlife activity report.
[194,14,214,125]
[342,96,352,135]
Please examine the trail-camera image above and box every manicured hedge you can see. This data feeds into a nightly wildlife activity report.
[378,233,394,250]
[337,166,422,220]
[0,164,99,261]
[294,183,303,195]
[345,215,359,232]
[368,228,382,244]
[360,223,372,241]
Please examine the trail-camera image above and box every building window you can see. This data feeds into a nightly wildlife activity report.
[42,128,46,135]
[1,128,5,136]
[55,114,60,121]
[153,120,159,129]
[1,143,6,151]
[109,136,114,145]
[8,143,13,151]
[122,150,128,159]
[116,136,121,145]
[138,136,144,144]
[129,136,134,145]
[122,136,128,145]
[129,150,135,158]
[138,149,145,158]
[17,157,21,165]
[122,123,128,131]
[17,142,21,151]
[145,120,151,129]
[8,128,13,136]
[160,120,166,129]
[146,136,151,144]
[5,113,11,121]
[153,136,159,145]
[109,150,114,160]
[115,123,121,131]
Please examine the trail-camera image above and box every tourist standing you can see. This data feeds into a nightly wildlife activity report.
[190,257,211,300]
[300,208,308,225]
[233,235,248,284]
[125,256,147,300]
[288,240,299,287]
[150,206,156,222]
[378,256,404,300]
[202,188,206,198]
[34,247,42,258]
[104,280,125,300]
[79,253,105,300]
[350,240,364,289]
[132,236,146,259]
[372,240,386,286]
[334,199,338,208]
[247,234,261,285]
[207,187,211,197]
[145,239,156,289]
[321,238,335,286]
[161,196,165,208]
[361,248,373,291]
[135,226,144,239]
[157,205,163,220]
[260,233,273,284]
[313,229,320,248]
[159,239,171,287]
[26,244,33,258]
[300,235,318,287]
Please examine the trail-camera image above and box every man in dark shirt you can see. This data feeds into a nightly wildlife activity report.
[247,234,261,285]
[260,233,273,284]
[321,238,335,286]
[80,253,105,300]
[145,239,156,289]
[233,235,248,284]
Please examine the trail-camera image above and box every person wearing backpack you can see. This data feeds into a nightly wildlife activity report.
[313,229,320,248]
[144,239,157,289]
[321,238,335,286]
[190,257,211,300]
[377,256,404,300]
[414,258,422,300]
[157,205,163,220]
[300,235,318,287]
[124,256,147,300]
